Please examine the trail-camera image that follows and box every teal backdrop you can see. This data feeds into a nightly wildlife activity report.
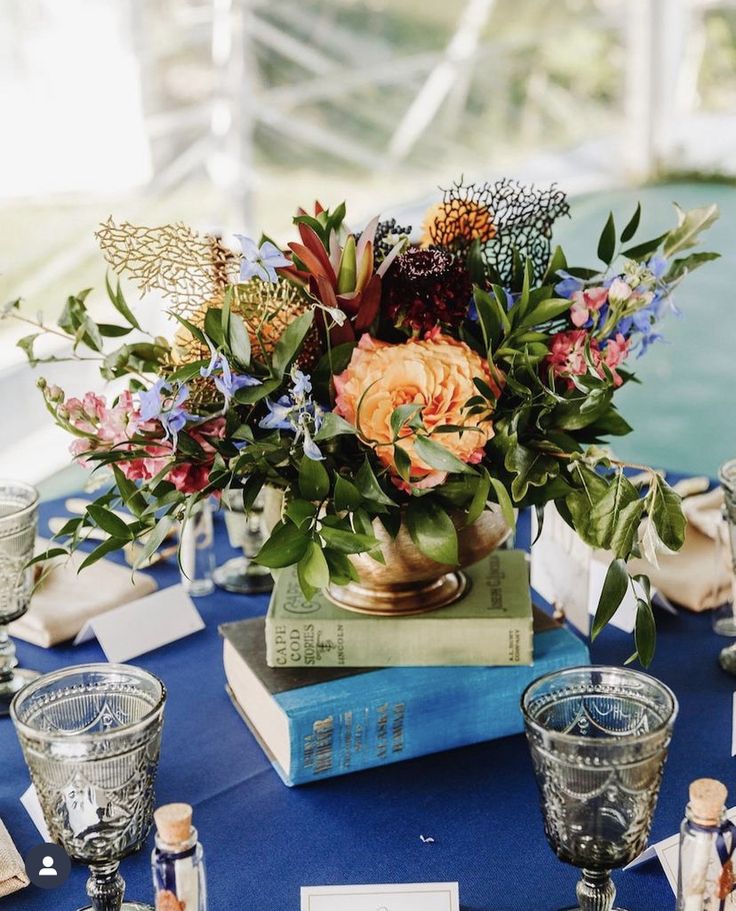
[554,181,736,476]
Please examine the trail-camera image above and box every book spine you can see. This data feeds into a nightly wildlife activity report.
[284,630,587,784]
[266,614,533,667]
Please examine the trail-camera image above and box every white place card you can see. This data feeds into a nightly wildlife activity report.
[73,584,205,662]
[21,784,51,841]
[626,807,736,900]
[300,883,460,911]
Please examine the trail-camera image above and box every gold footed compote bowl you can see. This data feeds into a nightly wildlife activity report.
[521,666,677,911]
[11,663,167,911]
[0,479,40,714]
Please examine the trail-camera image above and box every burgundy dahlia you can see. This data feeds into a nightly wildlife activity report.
[381,247,472,333]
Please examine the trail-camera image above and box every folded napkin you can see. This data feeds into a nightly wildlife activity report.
[10,543,157,647]
[629,485,733,613]
[0,818,29,898]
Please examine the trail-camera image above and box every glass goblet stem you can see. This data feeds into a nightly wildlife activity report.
[575,869,616,911]
[86,860,125,911]
[0,623,17,680]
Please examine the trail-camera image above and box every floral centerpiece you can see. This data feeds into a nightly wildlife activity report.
[6,179,718,663]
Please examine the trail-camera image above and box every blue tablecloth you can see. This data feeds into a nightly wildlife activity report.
[1,496,730,911]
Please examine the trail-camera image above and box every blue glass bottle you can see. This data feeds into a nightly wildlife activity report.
[152,803,207,911]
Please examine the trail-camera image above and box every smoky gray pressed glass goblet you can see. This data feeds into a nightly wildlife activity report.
[11,663,166,911]
[0,479,40,714]
[521,666,677,911]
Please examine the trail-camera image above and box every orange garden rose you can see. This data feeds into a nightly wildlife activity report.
[334,332,502,489]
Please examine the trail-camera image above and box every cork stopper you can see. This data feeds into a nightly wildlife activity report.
[689,779,728,825]
[154,803,193,844]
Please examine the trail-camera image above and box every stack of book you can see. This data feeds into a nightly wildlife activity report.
[220,550,588,786]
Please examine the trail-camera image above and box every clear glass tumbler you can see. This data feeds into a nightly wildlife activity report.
[0,479,39,714]
[11,663,167,911]
[213,488,273,594]
[521,665,678,911]
[179,499,215,597]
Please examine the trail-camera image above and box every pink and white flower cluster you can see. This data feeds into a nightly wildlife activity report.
[42,383,221,494]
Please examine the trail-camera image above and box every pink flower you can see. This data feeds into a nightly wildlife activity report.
[168,463,211,493]
[545,330,597,386]
[570,287,608,328]
[601,333,631,386]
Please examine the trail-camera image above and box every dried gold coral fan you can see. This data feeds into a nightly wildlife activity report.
[95,218,319,369]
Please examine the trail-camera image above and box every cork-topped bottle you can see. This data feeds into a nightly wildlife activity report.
[676,778,733,911]
[151,803,208,911]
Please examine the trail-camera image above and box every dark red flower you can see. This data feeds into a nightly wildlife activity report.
[381,248,472,333]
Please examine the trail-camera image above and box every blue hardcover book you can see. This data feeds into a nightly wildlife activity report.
[220,612,588,787]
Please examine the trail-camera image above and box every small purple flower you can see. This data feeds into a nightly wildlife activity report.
[301,425,324,461]
[201,344,260,406]
[138,380,194,442]
[647,254,669,279]
[554,271,584,299]
[236,235,290,283]
[291,370,312,398]
[260,396,293,431]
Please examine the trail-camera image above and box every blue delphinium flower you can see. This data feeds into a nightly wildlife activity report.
[259,369,324,460]
[647,254,668,279]
[139,379,195,442]
[554,270,584,298]
[201,343,260,407]
[235,235,290,283]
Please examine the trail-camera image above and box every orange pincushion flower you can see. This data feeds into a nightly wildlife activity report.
[421,199,497,248]
[334,332,501,489]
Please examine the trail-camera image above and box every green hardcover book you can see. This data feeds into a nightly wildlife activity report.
[265,550,533,668]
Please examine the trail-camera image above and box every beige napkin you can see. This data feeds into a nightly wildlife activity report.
[629,486,733,612]
[0,818,29,898]
[10,545,157,647]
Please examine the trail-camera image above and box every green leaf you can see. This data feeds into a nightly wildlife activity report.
[666,251,720,281]
[590,471,644,558]
[597,212,616,265]
[227,313,252,367]
[298,457,330,501]
[324,548,359,585]
[663,203,719,258]
[620,202,641,243]
[467,468,491,525]
[393,444,412,482]
[544,244,567,282]
[285,499,317,528]
[334,476,362,511]
[650,478,686,551]
[97,323,133,338]
[413,436,477,476]
[298,541,330,591]
[204,308,225,348]
[406,498,458,565]
[313,412,356,441]
[134,515,175,570]
[233,376,280,405]
[622,233,667,260]
[505,443,557,501]
[390,404,424,439]
[355,459,396,508]
[111,466,146,517]
[27,547,70,567]
[319,525,378,554]
[79,537,127,570]
[516,297,572,329]
[565,464,610,548]
[591,558,629,639]
[489,476,516,531]
[254,521,310,567]
[17,334,40,364]
[272,310,314,377]
[105,275,141,330]
[86,504,134,541]
[634,597,656,667]
[170,312,206,345]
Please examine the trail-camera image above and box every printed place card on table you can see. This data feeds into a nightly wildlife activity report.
[301,883,460,911]
[73,584,205,662]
